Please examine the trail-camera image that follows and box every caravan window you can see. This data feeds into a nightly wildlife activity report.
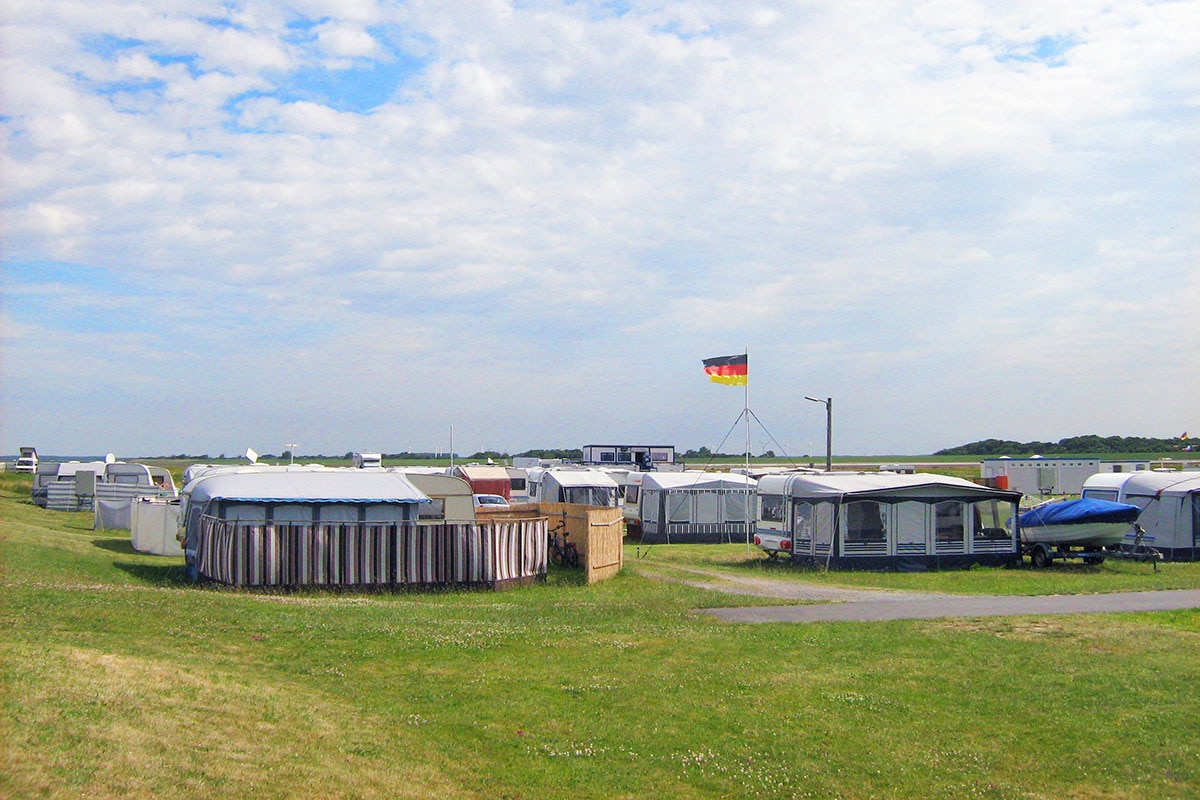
[935,501,965,543]
[971,500,1010,540]
[564,487,617,506]
[759,494,784,523]
[624,484,640,504]
[845,501,887,542]
[418,498,446,520]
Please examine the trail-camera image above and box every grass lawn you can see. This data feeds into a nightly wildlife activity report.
[3,473,1199,799]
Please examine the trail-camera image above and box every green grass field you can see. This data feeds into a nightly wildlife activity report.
[3,473,1199,799]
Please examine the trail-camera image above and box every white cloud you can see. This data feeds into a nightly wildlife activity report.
[315,21,382,60]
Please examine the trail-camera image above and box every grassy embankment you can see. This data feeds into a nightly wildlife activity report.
[2,472,1199,799]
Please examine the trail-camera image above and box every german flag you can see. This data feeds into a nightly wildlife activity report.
[702,353,748,385]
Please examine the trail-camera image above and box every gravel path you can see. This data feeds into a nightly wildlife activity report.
[642,564,959,603]
[702,589,1200,624]
[638,564,1200,624]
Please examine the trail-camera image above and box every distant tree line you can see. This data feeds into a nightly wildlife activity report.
[936,435,1191,456]
[512,448,583,460]
[680,446,744,459]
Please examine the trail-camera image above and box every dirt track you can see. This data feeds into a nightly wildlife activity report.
[638,564,1200,624]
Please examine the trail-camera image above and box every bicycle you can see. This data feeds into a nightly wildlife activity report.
[547,519,580,569]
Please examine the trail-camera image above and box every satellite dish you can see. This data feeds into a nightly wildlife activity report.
[244,448,259,464]
[104,453,116,464]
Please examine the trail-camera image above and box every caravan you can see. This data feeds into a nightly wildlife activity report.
[1082,472,1200,560]
[527,467,620,507]
[758,472,1021,570]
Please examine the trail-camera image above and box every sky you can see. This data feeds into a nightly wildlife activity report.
[2,0,1198,460]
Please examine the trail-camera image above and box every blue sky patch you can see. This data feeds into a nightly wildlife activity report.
[282,56,427,112]
[997,34,1077,67]
[80,33,145,58]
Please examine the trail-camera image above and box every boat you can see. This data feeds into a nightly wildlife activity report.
[1018,497,1141,548]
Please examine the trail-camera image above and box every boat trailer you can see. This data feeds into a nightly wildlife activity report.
[1023,526,1162,570]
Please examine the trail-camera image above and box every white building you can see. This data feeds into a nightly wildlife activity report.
[981,457,1150,496]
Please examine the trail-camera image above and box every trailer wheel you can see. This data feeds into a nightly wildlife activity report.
[1031,545,1053,568]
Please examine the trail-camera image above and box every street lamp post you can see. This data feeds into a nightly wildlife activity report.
[805,397,832,473]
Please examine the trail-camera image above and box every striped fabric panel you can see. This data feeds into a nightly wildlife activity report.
[194,517,547,588]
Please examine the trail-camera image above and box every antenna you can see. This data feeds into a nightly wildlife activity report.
[285,443,298,466]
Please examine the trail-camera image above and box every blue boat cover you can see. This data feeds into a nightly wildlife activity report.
[1018,497,1141,527]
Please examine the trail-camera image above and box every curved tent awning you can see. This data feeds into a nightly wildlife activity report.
[1121,473,1200,499]
[544,470,620,488]
[188,470,430,506]
[782,473,1021,503]
[640,472,756,491]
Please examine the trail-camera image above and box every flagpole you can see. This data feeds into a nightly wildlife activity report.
[744,347,751,555]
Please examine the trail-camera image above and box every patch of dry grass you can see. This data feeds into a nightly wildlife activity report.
[3,643,471,800]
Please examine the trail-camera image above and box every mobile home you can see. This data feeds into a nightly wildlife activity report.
[981,457,1099,495]
[582,444,676,470]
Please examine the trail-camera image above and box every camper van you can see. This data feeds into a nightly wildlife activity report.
[15,447,38,473]
[353,452,383,469]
